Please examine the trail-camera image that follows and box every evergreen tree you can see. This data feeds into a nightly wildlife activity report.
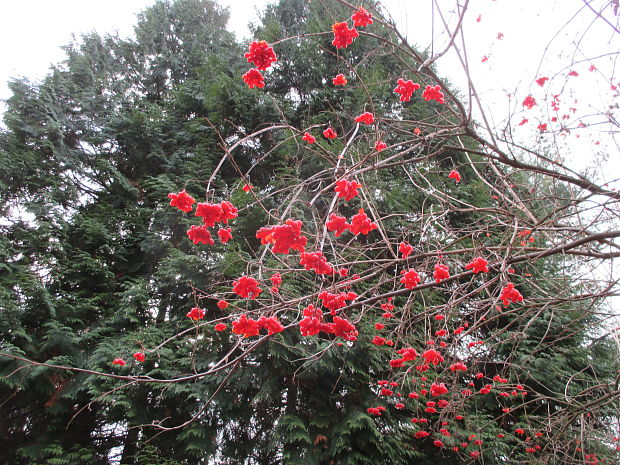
[1,1,618,465]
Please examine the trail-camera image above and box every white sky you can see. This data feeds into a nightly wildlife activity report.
[0,0,617,183]
[0,0,259,115]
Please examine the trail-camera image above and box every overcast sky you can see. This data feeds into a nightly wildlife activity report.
[0,0,617,183]
[0,0,258,110]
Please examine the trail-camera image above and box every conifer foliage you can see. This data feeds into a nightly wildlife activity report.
[1,1,619,464]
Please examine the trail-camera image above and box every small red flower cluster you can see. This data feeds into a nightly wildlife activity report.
[536,76,549,87]
[256,219,308,254]
[354,111,374,125]
[332,22,359,49]
[394,78,420,102]
[232,276,262,299]
[232,314,284,337]
[374,140,387,151]
[133,352,145,362]
[112,358,126,366]
[335,179,362,201]
[422,85,445,104]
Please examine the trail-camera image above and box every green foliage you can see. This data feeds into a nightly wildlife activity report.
[1,1,617,465]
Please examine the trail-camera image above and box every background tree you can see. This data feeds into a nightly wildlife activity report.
[1,1,619,465]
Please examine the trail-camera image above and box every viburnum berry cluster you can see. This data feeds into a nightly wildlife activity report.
[232,276,262,299]
[170,193,239,247]
[448,170,461,183]
[243,68,265,89]
[242,40,277,89]
[465,256,489,274]
[168,190,195,212]
[374,140,387,151]
[400,269,421,289]
[326,209,378,237]
[354,111,374,125]
[187,307,206,320]
[302,131,316,144]
[332,73,348,86]
[522,95,537,109]
[232,314,284,338]
[323,126,337,139]
[244,40,277,70]
[500,282,524,306]
[326,213,349,237]
[299,304,358,341]
[132,7,608,462]
[348,208,378,235]
[300,251,334,275]
[187,225,214,245]
[351,6,373,27]
[422,85,445,104]
[394,78,421,102]
[256,219,308,254]
[433,263,450,283]
[195,200,238,227]
[334,179,362,201]
[331,21,359,49]
[318,291,357,315]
